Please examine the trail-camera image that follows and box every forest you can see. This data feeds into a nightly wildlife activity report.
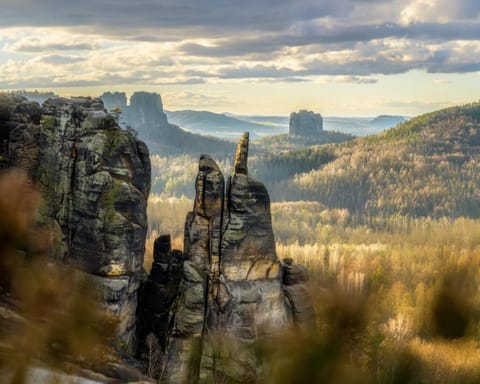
[2,96,480,383]
[145,101,480,383]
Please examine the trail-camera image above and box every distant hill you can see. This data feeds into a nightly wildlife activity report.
[165,110,285,139]
[252,101,480,219]
[253,131,354,153]
[229,114,289,127]
[230,113,408,137]
[163,109,356,153]
[370,115,407,129]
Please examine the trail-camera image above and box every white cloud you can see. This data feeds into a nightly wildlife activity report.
[5,33,100,53]
[400,0,440,24]
[0,1,478,102]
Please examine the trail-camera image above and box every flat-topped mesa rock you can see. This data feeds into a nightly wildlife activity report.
[0,94,151,352]
[161,133,314,383]
[289,109,323,137]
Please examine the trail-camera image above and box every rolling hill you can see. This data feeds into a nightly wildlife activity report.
[251,101,480,220]
[165,110,285,139]
[167,110,409,139]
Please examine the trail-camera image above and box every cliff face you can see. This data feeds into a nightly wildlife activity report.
[0,94,151,351]
[151,133,314,383]
[289,109,323,137]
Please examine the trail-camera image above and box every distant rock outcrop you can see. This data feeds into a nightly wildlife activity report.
[289,109,323,137]
[0,94,151,352]
[100,91,234,157]
[142,133,315,383]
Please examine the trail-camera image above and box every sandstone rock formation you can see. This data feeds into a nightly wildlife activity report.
[158,133,314,383]
[0,94,151,351]
[1,94,315,382]
[136,234,183,353]
[283,258,316,332]
[100,91,234,157]
[289,109,323,137]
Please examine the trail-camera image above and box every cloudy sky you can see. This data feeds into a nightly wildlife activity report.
[1,0,479,116]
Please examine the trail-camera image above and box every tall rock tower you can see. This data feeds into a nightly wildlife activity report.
[161,133,314,383]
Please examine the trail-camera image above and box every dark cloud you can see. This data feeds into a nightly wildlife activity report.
[2,0,480,84]
[218,65,296,79]
[180,22,480,58]
[335,76,378,84]
[282,77,311,83]
[1,0,349,33]
[11,40,99,52]
[426,62,480,74]
[447,0,480,19]
[154,78,206,85]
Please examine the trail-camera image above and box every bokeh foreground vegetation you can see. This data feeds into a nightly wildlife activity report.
[147,196,480,383]
[0,171,116,383]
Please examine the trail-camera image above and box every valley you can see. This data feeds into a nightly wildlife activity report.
[2,1,480,382]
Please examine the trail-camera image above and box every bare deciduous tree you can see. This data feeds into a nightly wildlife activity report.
[145,333,161,378]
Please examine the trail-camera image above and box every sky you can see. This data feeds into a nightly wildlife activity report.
[0,0,479,116]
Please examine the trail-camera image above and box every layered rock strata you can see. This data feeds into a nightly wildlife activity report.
[161,133,312,383]
[0,94,151,351]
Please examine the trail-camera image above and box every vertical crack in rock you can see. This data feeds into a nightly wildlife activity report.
[136,234,183,367]
[161,132,316,383]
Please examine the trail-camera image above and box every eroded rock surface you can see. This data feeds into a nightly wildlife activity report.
[0,94,151,351]
[160,133,313,383]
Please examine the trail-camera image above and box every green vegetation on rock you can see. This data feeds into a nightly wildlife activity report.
[40,115,57,131]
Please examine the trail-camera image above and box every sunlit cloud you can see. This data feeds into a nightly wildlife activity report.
[1,1,479,114]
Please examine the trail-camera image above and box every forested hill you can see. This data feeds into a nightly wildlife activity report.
[252,101,480,219]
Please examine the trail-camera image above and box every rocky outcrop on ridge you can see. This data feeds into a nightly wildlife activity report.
[0,94,151,351]
[101,91,234,157]
[155,133,314,383]
[289,109,323,137]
